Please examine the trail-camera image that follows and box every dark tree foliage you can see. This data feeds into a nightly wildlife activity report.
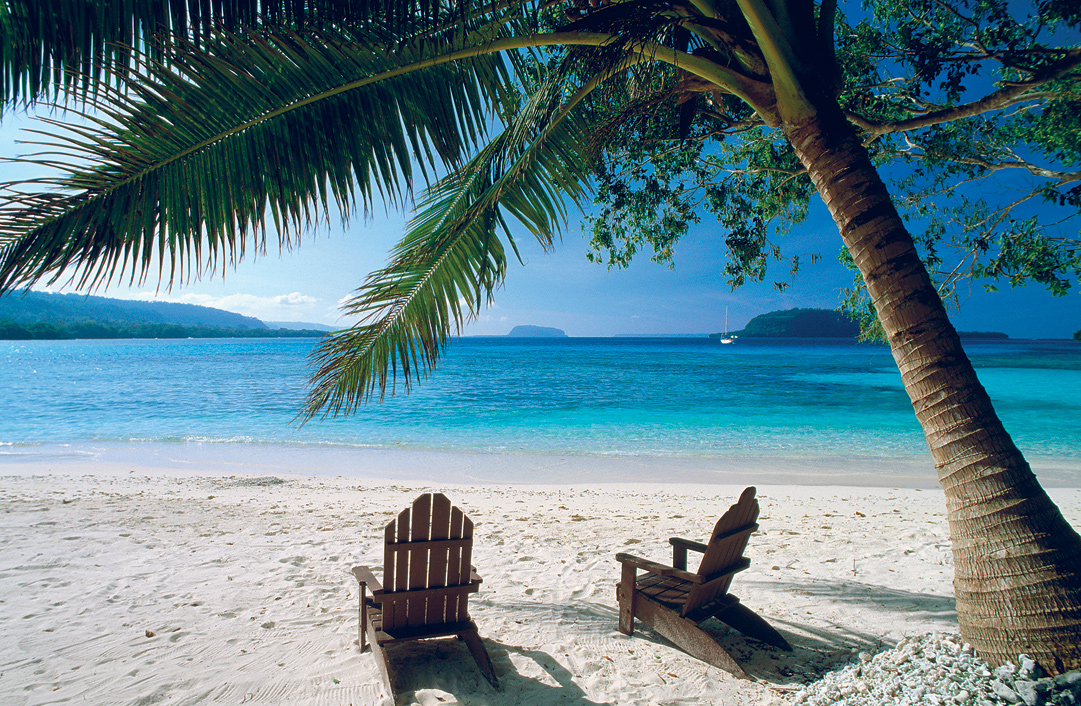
[0,318,327,339]
[581,0,1081,330]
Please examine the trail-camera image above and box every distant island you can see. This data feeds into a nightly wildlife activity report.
[0,290,328,340]
[710,307,1010,340]
[507,325,567,337]
[714,308,860,338]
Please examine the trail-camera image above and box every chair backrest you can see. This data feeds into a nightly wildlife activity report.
[382,493,474,630]
[684,486,760,615]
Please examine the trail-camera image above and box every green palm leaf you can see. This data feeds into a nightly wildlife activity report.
[303,79,599,418]
[1,2,698,419]
[0,0,468,107]
[0,25,516,291]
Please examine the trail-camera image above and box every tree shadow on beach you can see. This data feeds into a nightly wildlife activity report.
[737,580,953,684]
[771,579,957,622]
[627,580,956,686]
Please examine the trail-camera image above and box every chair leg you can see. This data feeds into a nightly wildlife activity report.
[460,628,499,689]
[359,596,395,697]
[632,595,751,679]
[713,598,792,651]
[367,632,397,697]
[617,564,636,636]
[359,587,368,653]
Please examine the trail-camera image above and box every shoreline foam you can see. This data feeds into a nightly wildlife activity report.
[4,440,1081,488]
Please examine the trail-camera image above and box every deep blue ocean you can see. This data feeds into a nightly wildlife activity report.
[1,336,1079,478]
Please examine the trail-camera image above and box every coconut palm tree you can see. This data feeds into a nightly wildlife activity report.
[1,0,1078,671]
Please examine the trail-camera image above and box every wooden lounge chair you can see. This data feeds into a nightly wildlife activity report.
[352,493,499,696]
[615,486,791,679]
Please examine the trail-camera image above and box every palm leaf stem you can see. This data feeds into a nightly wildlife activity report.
[733,0,814,122]
[9,21,771,198]
[8,29,755,205]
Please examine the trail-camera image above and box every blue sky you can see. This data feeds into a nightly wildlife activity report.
[2,113,1078,339]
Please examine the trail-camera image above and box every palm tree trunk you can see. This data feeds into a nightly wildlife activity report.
[782,102,1081,673]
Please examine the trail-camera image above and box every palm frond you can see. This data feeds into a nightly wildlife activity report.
[302,79,598,419]
[0,0,477,108]
[0,25,516,292]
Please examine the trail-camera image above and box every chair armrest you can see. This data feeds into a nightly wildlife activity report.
[470,567,483,584]
[617,552,673,575]
[669,537,707,570]
[352,566,384,593]
[616,553,704,583]
[669,537,708,554]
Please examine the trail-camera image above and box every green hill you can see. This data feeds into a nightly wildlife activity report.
[0,290,266,329]
[716,308,860,338]
[711,308,1011,340]
[0,290,329,340]
[507,325,567,337]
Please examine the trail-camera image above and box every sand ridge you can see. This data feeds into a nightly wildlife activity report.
[1,470,1078,705]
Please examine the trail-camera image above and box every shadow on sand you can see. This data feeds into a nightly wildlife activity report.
[638,579,956,684]
[364,581,955,701]
[372,600,616,705]
[381,634,609,706]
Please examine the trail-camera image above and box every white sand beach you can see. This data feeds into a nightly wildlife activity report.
[1,452,1079,706]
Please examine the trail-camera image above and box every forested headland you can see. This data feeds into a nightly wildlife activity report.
[0,291,327,339]
[0,319,327,340]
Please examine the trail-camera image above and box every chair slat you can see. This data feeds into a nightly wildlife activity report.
[426,493,452,624]
[386,537,471,551]
[457,512,474,622]
[384,520,396,598]
[406,494,433,625]
[391,506,412,627]
[445,506,465,622]
[375,582,479,606]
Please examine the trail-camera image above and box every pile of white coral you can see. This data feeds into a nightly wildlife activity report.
[788,633,1081,706]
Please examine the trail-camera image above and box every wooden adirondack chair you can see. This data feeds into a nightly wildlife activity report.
[615,486,791,679]
[352,493,498,696]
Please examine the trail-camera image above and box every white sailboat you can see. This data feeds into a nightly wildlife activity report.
[721,307,734,344]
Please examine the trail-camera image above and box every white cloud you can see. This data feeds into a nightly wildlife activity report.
[275,292,318,307]
[99,290,323,322]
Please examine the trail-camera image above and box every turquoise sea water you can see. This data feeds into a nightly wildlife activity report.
[1,336,1079,482]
